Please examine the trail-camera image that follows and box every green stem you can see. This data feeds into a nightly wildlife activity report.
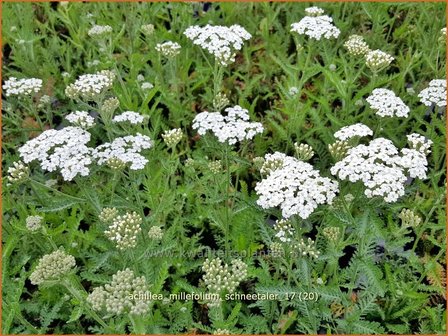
[224,144,231,254]
[129,314,146,334]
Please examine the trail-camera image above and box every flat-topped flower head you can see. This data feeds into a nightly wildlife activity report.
[202,257,247,294]
[65,70,115,100]
[273,219,295,242]
[3,77,42,97]
[334,123,373,141]
[365,49,394,72]
[29,250,76,285]
[330,137,429,203]
[6,160,30,185]
[343,34,370,56]
[112,111,145,125]
[418,79,446,107]
[105,211,142,250]
[192,105,263,145]
[65,111,95,129]
[162,128,183,148]
[88,24,112,37]
[155,41,181,58]
[141,24,155,36]
[18,126,92,181]
[255,152,339,219]
[366,89,410,118]
[26,215,43,232]
[184,24,251,65]
[87,268,149,316]
[290,8,340,40]
[294,142,314,161]
[93,133,153,170]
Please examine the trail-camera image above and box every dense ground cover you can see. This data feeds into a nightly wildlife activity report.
[2,1,446,334]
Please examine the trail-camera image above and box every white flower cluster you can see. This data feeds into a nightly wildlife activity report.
[273,219,295,243]
[366,88,410,118]
[334,123,373,141]
[65,111,95,129]
[184,24,252,65]
[418,79,446,107]
[141,82,154,90]
[29,250,76,285]
[213,329,231,335]
[213,92,230,111]
[294,142,314,161]
[99,207,119,223]
[259,152,285,176]
[65,70,115,99]
[441,27,447,37]
[162,128,183,148]
[305,6,325,16]
[202,258,247,294]
[365,49,394,72]
[88,25,112,37]
[6,160,29,185]
[87,268,149,316]
[328,140,352,161]
[3,77,42,97]
[104,211,142,250]
[208,160,222,174]
[330,137,430,202]
[26,215,43,232]
[148,226,163,240]
[93,134,153,170]
[192,105,263,145]
[290,7,340,40]
[288,86,299,96]
[18,127,92,181]
[343,35,370,56]
[112,111,145,125]
[255,152,339,219]
[407,133,433,155]
[155,41,181,58]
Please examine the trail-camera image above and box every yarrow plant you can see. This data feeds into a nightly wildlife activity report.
[255,152,339,219]
[29,250,76,285]
[184,24,252,65]
[343,34,370,56]
[112,111,145,125]
[418,79,447,107]
[192,105,263,145]
[88,24,113,37]
[366,88,410,117]
[65,111,96,129]
[3,77,42,97]
[365,49,394,73]
[155,41,181,58]
[65,70,115,100]
[290,7,340,40]
[18,126,92,181]
[334,123,373,141]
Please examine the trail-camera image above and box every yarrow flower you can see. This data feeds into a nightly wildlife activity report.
[26,215,43,232]
[162,128,183,148]
[65,111,95,129]
[104,211,142,250]
[155,41,181,58]
[399,209,422,228]
[184,24,251,65]
[365,49,394,72]
[3,77,42,97]
[99,207,119,223]
[418,79,446,107]
[366,89,410,118]
[292,237,320,258]
[334,123,373,141]
[18,127,92,181]
[328,140,351,161]
[208,160,222,174]
[141,24,155,36]
[6,160,29,185]
[112,111,145,125]
[213,92,230,111]
[322,226,340,242]
[305,6,325,16]
[290,8,340,40]
[273,219,295,243]
[87,269,149,315]
[148,226,163,240]
[192,105,263,145]
[202,258,247,295]
[141,82,154,90]
[343,34,370,56]
[406,133,433,155]
[29,250,76,285]
[255,152,339,219]
[93,134,153,170]
[330,137,430,203]
[65,70,115,100]
[294,142,314,161]
[288,86,299,96]
[88,25,112,37]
